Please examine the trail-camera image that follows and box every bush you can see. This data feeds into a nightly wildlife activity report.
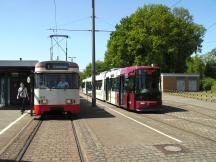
[201,77,216,91]
[211,82,216,93]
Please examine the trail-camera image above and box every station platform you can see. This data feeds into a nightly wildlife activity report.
[0,109,32,155]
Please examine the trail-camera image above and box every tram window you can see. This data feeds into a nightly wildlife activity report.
[111,78,118,91]
[35,74,79,89]
[125,76,135,92]
[86,82,92,90]
[136,69,160,93]
[81,82,85,88]
[96,80,102,90]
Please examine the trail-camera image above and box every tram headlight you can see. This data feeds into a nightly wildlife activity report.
[66,99,75,104]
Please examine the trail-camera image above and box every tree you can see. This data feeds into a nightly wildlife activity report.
[205,60,216,79]
[186,55,205,78]
[104,4,206,72]
[200,48,216,78]
[81,60,107,80]
[201,48,216,63]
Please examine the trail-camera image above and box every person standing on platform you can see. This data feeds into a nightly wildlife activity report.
[17,82,29,114]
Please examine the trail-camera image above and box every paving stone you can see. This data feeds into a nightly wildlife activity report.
[77,95,216,162]
[22,120,81,162]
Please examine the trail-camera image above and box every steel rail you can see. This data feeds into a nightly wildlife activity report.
[71,119,85,162]
[139,114,216,143]
[163,101,216,120]
[16,119,43,162]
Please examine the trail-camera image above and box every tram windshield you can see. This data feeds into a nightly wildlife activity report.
[35,73,79,89]
[136,69,160,93]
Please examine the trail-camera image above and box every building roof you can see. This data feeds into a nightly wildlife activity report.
[161,73,200,77]
[0,60,38,67]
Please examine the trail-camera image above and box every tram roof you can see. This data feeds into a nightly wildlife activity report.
[35,60,78,67]
[120,65,160,73]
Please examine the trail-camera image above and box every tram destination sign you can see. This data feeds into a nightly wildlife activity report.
[46,63,69,70]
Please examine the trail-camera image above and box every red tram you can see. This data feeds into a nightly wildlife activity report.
[82,65,162,112]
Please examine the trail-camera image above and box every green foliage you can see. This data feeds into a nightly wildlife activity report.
[211,82,216,93]
[201,48,216,63]
[81,60,107,80]
[205,60,216,78]
[186,55,205,78]
[79,71,86,83]
[200,48,216,78]
[201,77,216,91]
[104,4,206,72]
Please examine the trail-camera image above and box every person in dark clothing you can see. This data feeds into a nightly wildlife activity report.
[17,82,29,114]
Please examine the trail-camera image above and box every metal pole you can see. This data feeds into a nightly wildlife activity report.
[30,71,34,116]
[50,38,53,60]
[92,0,96,107]
[66,39,68,61]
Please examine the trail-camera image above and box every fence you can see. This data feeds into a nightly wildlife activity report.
[165,90,216,103]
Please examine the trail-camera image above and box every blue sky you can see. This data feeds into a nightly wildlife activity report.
[0,0,216,70]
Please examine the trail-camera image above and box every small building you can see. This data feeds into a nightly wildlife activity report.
[161,73,200,92]
[0,60,38,107]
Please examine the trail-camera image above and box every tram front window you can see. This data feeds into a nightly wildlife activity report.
[35,74,79,89]
[135,69,161,100]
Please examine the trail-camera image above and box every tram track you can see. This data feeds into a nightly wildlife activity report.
[16,119,43,162]
[139,113,216,143]
[160,111,216,130]
[163,100,216,120]
[83,93,216,144]
[163,97,216,112]
[71,119,85,162]
[15,114,85,162]
[92,97,216,144]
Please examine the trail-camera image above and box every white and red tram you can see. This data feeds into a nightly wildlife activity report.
[34,61,80,115]
[82,65,162,112]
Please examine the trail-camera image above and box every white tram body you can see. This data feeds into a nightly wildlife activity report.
[95,72,107,101]
[82,77,92,96]
[81,68,120,104]
[104,69,120,105]
[34,61,80,115]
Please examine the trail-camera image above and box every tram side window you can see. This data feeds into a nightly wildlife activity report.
[86,82,92,90]
[81,82,85,88]
[96,80,102,90]
[125,76,135,92]
[110,78,118,91]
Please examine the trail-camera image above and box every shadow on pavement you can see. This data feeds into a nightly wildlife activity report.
[79,98,115,119]
[136,104,188,114]
[0,106,31,110]
[161,104,188,113]
[0,160,29,162]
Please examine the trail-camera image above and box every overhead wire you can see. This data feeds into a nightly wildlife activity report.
[50,16,91,29]
[206,22,216,30]
[171,0,183,7]
[96,17,116,29]
[48,28,114,33]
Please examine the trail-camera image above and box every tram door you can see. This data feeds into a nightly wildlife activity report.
[105,78,110,101]
[119,75,124,105]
